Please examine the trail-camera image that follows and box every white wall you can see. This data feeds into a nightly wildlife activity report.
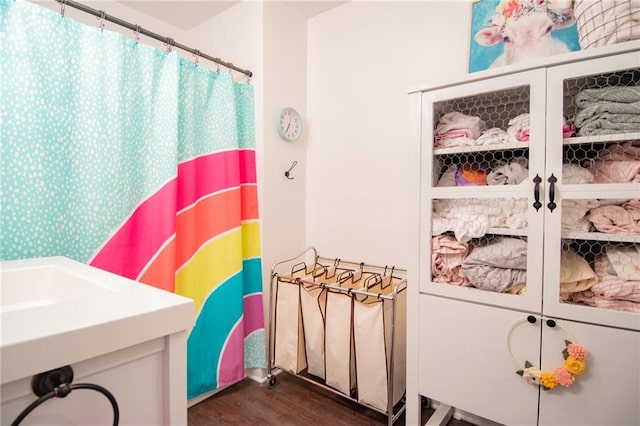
[307,1,471,267]
[262,1,309,282]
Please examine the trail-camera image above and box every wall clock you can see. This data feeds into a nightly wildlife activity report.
[277,107,303,141]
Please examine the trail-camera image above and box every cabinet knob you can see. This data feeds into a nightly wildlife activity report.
[546,319,557,328]
[527,315,537,324]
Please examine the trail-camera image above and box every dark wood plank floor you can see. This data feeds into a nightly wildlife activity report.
[188,373,474,426]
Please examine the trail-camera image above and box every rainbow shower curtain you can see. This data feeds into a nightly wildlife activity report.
[0,0,265,398]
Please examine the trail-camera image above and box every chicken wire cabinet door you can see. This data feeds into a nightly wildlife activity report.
[420,69,546,313]
[543,51,640,331]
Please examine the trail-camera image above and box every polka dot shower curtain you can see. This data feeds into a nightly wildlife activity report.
[0,0,265,399]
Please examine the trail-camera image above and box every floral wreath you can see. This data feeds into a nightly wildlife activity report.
[507,317,587,390]
[490,0,573,31]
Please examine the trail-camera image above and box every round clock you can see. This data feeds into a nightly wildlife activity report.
[277,107,303,141]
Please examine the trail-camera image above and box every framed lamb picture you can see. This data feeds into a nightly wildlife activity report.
[469,0,581,73]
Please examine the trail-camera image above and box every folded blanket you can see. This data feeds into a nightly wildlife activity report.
[476,127,518,146]
[563,199,600,232]
[588,199,640,234]
[570,247,640,313]
[576,112,640,136]
[435,112,485,138]
[588,160,640,183]
[461,237,527,293]
[559,250,598,301]
[574,86,640,108]
[563,163,594,184]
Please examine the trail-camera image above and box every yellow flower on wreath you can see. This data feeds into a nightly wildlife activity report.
[540,372,557,389]
[564,356,586,375]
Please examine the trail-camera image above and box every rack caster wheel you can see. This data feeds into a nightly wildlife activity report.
[267,375,278,389]
[421,396,430,408]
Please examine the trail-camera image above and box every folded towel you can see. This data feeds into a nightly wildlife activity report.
[435,112,485,139]
[476,127,518,146]
[507,113,530,142]
[575,86,640,107]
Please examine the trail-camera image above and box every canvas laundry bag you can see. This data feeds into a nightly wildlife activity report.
[273,264,312,374]
[298,264,341,379]
[324,269,369,396]
[353,274,407,412]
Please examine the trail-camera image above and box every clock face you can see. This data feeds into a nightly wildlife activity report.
[278,107,303,141]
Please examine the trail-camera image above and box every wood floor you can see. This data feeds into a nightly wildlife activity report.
[188,373,474,426]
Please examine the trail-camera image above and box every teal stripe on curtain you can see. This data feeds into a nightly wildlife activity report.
[0,0,179,262]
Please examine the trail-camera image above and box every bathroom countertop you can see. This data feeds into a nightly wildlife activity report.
[0,256,194,384]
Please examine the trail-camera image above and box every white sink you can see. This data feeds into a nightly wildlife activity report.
[0,256,193,385]
[1,264,117,313]
[0,256,194,425]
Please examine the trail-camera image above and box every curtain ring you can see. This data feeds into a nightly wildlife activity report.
[97,10,106,31]
[193,49,200,67]
[60,0,67,17]
[165,37,174,53]
[133,25,141,44]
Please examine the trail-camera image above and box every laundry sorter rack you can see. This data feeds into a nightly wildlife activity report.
[266,247,407,426]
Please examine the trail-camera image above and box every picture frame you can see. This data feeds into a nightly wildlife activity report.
[469,0,581,73]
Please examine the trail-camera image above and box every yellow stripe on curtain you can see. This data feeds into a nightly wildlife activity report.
[175,221,261,313]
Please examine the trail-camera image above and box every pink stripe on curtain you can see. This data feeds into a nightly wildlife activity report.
[90,150,256,280]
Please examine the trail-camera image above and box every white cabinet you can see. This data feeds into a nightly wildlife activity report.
[408,42,640,426]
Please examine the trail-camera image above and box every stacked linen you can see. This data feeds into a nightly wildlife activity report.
[432,198,528,243]
[461,237,527,294]
[572,245,640,313]
[434,112,485,148]
[476,127,518,146]
[586,140,640,183]
[573,86,640,136]
[436,158,529,187]
[562,164,601,232]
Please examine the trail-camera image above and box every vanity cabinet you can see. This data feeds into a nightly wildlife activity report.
[407,42,640,426]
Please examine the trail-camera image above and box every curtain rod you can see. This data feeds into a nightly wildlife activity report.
[53,0,253,78]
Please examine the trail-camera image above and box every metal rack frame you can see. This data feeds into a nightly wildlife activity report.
[266,247,407,426]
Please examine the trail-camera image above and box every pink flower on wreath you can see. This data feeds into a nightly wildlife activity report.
[554,366,575,387]
[567,343,587,360]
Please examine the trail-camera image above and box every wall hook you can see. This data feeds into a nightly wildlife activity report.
[285,161,298,180]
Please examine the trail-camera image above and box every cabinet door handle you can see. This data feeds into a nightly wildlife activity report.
[547,174,557,212]
[533,174,542,211]
[527,315,537,324]
[546,319,556,328]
